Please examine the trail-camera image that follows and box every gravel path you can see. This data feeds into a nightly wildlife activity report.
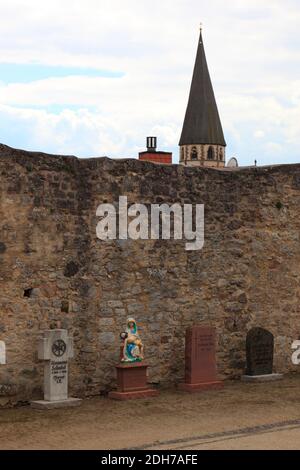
[1,375,300,450]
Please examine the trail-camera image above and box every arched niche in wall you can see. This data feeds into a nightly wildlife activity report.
[207,146,214,160]
[191,146,198,160]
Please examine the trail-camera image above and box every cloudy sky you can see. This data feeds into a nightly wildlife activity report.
[0,0,299,166]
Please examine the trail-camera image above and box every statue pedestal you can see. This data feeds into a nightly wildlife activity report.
[109,362,159,401]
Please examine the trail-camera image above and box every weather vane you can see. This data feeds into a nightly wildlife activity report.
[200,22,203,32]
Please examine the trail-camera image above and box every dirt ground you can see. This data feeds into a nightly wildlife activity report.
[1,375,300,450]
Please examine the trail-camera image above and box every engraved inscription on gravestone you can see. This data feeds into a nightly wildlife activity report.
[188,327,216,383]
[51,361,67,385]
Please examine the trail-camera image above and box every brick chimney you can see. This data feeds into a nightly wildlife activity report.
[139,137,172,164]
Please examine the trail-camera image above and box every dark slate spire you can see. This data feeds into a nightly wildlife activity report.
[179,31,226,147]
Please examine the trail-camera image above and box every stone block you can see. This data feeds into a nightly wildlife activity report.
[31,398,82,409]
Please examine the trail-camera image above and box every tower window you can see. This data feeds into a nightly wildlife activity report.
[207,146,214,160]
[191,147,198,160]
[219,149,223,161]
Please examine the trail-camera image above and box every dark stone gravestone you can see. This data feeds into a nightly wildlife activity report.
[246,327,273,375]
[178,326,223,392]
[242,327,283,382]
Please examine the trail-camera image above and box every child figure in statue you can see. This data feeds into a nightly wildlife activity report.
[120,318,144,363]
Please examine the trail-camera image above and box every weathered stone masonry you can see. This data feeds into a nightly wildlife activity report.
[1,144,300,405]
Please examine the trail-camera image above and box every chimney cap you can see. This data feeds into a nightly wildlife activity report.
[146,136,157,152]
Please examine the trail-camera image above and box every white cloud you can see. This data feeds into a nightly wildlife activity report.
[254,130,265,139]
[265,142,283,155]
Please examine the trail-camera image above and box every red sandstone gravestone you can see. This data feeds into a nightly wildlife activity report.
[179,326,223,392]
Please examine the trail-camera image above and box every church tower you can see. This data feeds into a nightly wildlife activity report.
[179,30,226,167]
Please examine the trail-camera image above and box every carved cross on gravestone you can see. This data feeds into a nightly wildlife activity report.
[31,329,81,409]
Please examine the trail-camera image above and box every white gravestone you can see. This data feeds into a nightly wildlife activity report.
[292,340,300,365]
[31,329,81,409]
[0,341,6,365]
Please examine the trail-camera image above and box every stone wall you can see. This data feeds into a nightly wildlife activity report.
[0,144,300,405]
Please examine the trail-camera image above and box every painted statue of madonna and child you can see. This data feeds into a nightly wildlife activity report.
[120,318,144,363]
